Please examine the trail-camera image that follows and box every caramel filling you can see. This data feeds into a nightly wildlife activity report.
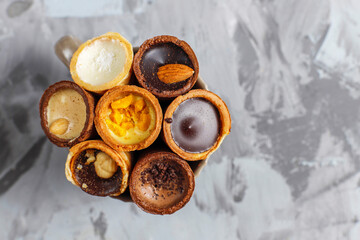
[137,161,187,208]
[106,94,156,145]
[140,184,185,208]
[47,88,87,139]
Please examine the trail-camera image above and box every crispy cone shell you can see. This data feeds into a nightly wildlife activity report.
[133,35,199,99]
[163,89,231,161]
[70,32,133,94]
[39,80,95,147]
[65,140,132,196]
[95,85,163,151]
[129,151,195,215]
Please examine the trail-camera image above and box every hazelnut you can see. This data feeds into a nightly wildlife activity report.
[94,152,118,179]
[49,118,69,135]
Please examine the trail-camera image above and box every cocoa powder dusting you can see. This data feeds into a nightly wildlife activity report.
[140,161,185,199]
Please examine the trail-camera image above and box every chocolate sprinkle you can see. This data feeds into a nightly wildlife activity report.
[165,118,173,123]
[140,161,185,199]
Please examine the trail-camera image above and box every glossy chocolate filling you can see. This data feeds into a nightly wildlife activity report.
[140,43,194,93]
[170,98,220,153]
[73,149,122,196]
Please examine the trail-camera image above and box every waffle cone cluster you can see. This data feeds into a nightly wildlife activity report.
[39,32,231,215]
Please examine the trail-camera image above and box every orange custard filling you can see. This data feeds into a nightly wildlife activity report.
[105,94,155,144]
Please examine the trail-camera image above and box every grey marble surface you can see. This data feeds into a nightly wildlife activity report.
[1,0,360,239]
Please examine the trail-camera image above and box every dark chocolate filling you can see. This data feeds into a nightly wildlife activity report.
[140,42,194,93]
[73,149,122,197]
[170,98,220,153]
[140,160,185,200]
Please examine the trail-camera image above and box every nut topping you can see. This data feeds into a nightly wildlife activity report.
[85,150,96,165]
[94,152,118,179]
[157,64,194,84]
[49,118,69,135]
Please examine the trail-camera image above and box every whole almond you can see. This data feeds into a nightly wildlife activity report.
[157,64,194,84]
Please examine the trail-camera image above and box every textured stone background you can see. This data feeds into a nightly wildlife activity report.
[1,0,360,239]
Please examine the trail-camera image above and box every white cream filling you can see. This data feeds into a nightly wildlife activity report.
[76,38,127,86]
